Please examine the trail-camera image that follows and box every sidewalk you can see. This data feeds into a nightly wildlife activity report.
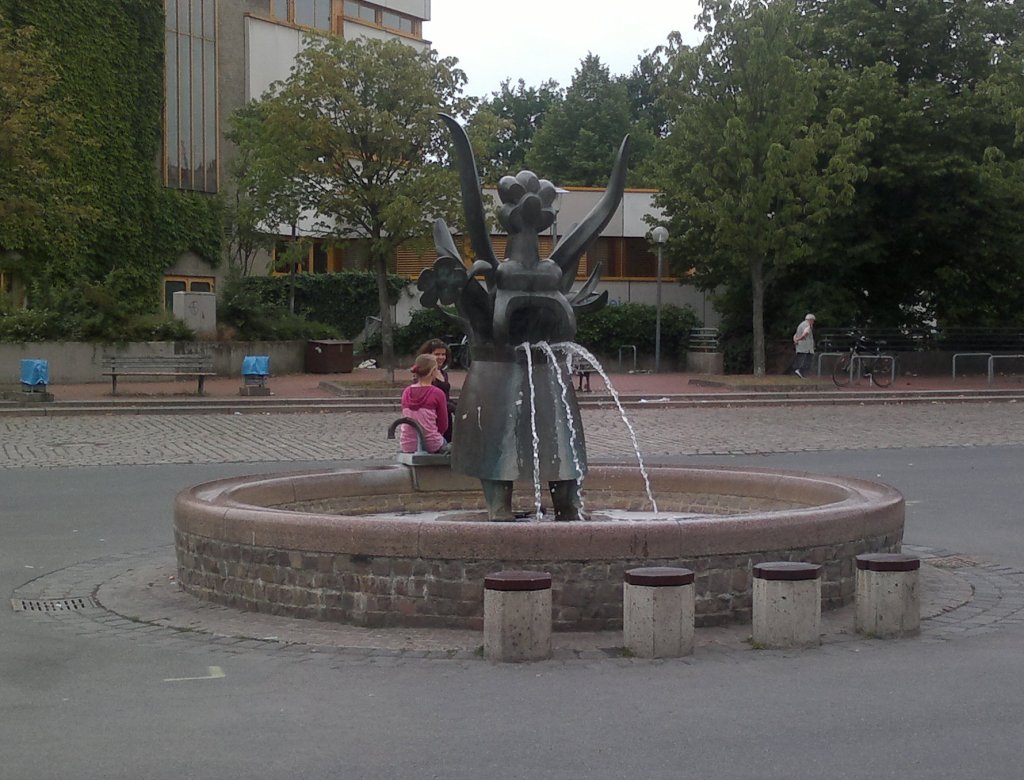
[11,367,1007,403]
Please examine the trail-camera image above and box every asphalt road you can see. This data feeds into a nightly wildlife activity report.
[3,408,1024,778]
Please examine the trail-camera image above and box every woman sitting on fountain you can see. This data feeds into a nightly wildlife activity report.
[416,338,455,442]
[399,354,451,454]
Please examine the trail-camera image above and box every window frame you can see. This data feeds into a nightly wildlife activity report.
[163,0,219,193]
[269,0,336,33]
[163,274,216,310]
[341,0,421,37]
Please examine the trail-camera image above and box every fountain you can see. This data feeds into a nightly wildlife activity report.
[173,117,905,631]
[417,114,635,522]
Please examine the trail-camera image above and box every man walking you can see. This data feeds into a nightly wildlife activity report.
[792,313,815,378]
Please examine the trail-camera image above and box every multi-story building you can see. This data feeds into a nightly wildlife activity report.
[161,0,710,324]
[161,0,433,306]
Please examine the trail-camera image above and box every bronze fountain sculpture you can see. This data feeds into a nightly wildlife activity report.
[417,115,630,521]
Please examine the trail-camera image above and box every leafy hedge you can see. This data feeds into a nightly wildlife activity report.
[376,302,701,359]
[363,306,456,356]
[218,272,406,341]
[0,282,195,342]
[575,303,701,359]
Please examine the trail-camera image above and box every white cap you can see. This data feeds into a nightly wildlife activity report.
[805,313,816,321]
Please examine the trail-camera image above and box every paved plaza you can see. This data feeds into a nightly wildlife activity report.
[2,400,1023,468]
[3,392,1024,779]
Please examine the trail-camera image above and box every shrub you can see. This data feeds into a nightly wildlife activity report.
[375,302,702,361]
[218,277,338,341]
[393,308,460,355]
[0,306,196,343]
[220,272,406,339]
[575,303,701,359]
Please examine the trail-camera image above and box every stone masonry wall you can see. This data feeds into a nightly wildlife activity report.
[175,528,902,630]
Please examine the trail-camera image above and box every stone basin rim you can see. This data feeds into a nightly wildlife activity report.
[173,464,905,561]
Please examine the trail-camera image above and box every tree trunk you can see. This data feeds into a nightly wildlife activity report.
[372,244,396,385]
[750,254,766,377]
[288,266,296,315]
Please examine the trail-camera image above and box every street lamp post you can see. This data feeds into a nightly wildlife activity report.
[550,187,569,250]
[651,226,669,373]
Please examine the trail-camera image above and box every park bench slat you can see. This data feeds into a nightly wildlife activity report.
[100,354,214,396]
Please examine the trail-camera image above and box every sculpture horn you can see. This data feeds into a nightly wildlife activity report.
[438,113,497,273]
[550,136,631,275]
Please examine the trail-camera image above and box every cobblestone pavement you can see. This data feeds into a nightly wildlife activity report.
[10,543,1024,665]
[6,399,1024,664]
[1,400,1022,469]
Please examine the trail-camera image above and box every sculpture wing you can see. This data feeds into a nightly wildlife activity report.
[569,261,604,304]
[572,289,609,315]
[438,114,498,275]
[552,136,631,293]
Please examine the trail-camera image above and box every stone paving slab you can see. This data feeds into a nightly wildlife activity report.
[1,402,1022,469]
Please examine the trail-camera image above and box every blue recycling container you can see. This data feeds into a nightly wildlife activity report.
[241,355,270,377]
[20,359,49,387]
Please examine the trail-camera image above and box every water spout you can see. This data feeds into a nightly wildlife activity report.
[555,342,658,513]
[520,341,544,520]
[537,341,586,515]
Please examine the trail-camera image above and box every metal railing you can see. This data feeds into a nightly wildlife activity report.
[618,345,637,371]
[816,352,896,384]
[988,354,1024,385]
[952,352,992,379]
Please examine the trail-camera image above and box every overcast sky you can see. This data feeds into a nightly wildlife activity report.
[426,0,705,99]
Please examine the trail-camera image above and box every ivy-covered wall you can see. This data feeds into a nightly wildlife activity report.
[1,0,222,313]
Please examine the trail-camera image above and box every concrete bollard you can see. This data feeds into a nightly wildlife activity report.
[752,562,822,648]
[623,567,695,658]
[855,553,920,638]
[483,570,552,662]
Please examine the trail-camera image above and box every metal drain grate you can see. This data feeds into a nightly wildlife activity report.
[11,597,98,613]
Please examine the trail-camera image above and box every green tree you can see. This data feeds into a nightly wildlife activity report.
[466,78,563,184]
[222,116,279,280]
[0,17,97,290]
[526,54,653,186]
[795,0,1024,329]
[229,36,469,378]
[620,44,679,184]
[654,0,872,375]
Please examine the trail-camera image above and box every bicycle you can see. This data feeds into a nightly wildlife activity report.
[444,334,471,369]
[831,331,893,388]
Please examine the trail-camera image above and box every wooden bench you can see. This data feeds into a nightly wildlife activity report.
[101,354,215,396]
[570,355,596,392]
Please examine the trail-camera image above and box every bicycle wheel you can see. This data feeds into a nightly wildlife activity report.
[868,356,893,387]
[450,342,470,369]
[832,355,852,387]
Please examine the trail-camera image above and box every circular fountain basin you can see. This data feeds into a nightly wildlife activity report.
[174,464,904,630]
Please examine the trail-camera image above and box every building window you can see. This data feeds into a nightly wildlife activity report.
[596,237,669,280]
[343,1,421,36]
[164,0,218,193]
[272,239,342,274]
[343,0,375,24]
[271,0,333,31]
[0,269,25,307]
[164,275,216,310]
[380,10,414,34]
